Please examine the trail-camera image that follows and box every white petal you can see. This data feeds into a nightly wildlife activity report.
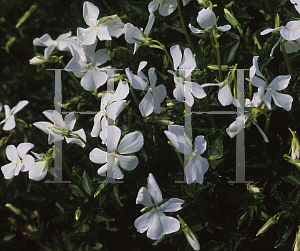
[92,48,109,66]
[260,26,283,35]
[134,209,155,233]
[21,155,35,171]
[271,91,293,111]
[125,68,148,90]
[170,45,182,70]
[17,143,34,158]
[263,91,272,110]
[117,131,144,154]
[1,163,16,179]
[100,125,121,151]
[148,0,160,13]
[111,80,129,101]
[282,40,300,54]
[118,155,138,171]
[139,91,154,117]
[217,24,231,32]
[144,13,155,36]
[158,0,177,16]
[3,116,16,131]
[218,85,233,106]
[81,69,108,91]
[153,84,167,103]
[158,198,185,212]
[226,115,245,138]
[185,156,209,184]
[6,145,18,161]
[103,15,124,38]
[29,161,48,181]
[147,213,180,240]
[106,100,126,120]
[83,1,99,27]
[64,113,76,131]
[136,187,153,207]
[11,100,29,115]
[91,113,104,137]
[269,75,291,91]
[43,110,65,127]
[14,162,24,176]
[190,82,206,99]
[280,20,300,41]
[33,33,55,46]
[90,148,110,164]
[77,27,97,46]
[138,61,148,73]
[250,56,264,80]
[251,76,266,89]
[194,135,207,154]
[65,128,86,147]
[148,68,157,87]
[97,25,112,41]
[197,7,216,29]
[123,23,143,44]
[179,48,196,77]
[188,23,204,34]
[147,173,162,205]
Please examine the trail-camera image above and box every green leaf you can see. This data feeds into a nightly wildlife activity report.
[274,219,294,248]
[227,41,240,63]
[82,171,92,196]
[15,4,37,28]
[111,184,123,207]
[3,233,15,241]
[93,211,115,222]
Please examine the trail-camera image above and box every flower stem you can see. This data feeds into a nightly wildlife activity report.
[280,38,293,78]
[60,60,81,86]
[212,28,222,81]
[153,40,174,69]
[176,0,193,50]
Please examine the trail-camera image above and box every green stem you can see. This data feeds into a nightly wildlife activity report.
[60,60,81,86]
[176,0,193,50]
[280,38,293,78]
[212,28,222,81]
[249,79,252,99]
[63,159,90,197]
[153,40,174,69]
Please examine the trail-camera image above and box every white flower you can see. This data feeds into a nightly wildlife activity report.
[89,125,144,179]
[29,152,49,181]
[168,45,206,106]
[77,1,124,46]
[260,21,300,41]
[164,125,209,184]
[250,56,293,111]
[33,31,74,59]
[0,100,28,131]
[134,173,184,240]
[282,38,300,54]
[126,62,167,117]
[29,55,46,65]
[124,13,154,54]
[1,143,35,179]
[189,7,231,34]
[91,80,129,137]
[148,0,191,16]
[33,110,86,147]
[226,92,269,142]
[65,39,109,91]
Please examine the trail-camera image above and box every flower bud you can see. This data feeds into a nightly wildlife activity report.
[177,215,200,251]
[29,56,45,65]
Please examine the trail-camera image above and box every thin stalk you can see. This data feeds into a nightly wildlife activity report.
[153,40,174,69]
[280,38,293,78]
[176,0,193,50]
[212,28,222,81]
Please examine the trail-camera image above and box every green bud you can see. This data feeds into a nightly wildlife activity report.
[256,213,280,236]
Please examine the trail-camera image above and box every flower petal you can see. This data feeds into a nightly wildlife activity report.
[271,90,293,111]
[6,145,18,161]
[11,100,29,115]
[194,135,207,155]
[134,209,155,234]
[179,48,196,77]
[188,23,204,34]
[83,1,99,27]
[1,163,16,179]
[17,143,34,159]
[158,0,177,16]
[21,155,35,171]
[65,129,86,147]
[197,7,216,29]
[139,91,154,117]
[148,0,159,13]
[81,69,108,91]
[29,161,48,181]
[117,131,144,154]
[100,125,121,151]
[3,115,16,131]
[125,68,148,90]
[111,80,129,101]
[43,110,65,127]
[190,82,207,99]
[217,24,231,32]
[144,13,155,36]
[147,173,162,205]
[170,45,182,70]
[158,198,185,212]
[77,27,97,47]
[64,113,76,131]
[280,20,300,41]
[136,187,153,207]
[123,23,143,44]
[218,85,233,106]
[269,75,291,91]
[260,26,283,35]
[89,148,110,164]
[118,155,138,171]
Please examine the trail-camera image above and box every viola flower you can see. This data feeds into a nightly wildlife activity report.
[0,100,28,131]
[125,62,167,117]
[226,93,269,143]
[189,7,231,34]
[1,143,35,179]
[33,31,74,59]
[124,13,154,54]
[91,80,129,137]
[89,125,144,179]
[164,125,209,184]
[148,0,191,16]
[168,45,206,106]
[33,110,86,147]
[77,1,124,46]
[65,39,109,91]
[134,173,184,240]
[250,56,293,111]
[29,151,52,181]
